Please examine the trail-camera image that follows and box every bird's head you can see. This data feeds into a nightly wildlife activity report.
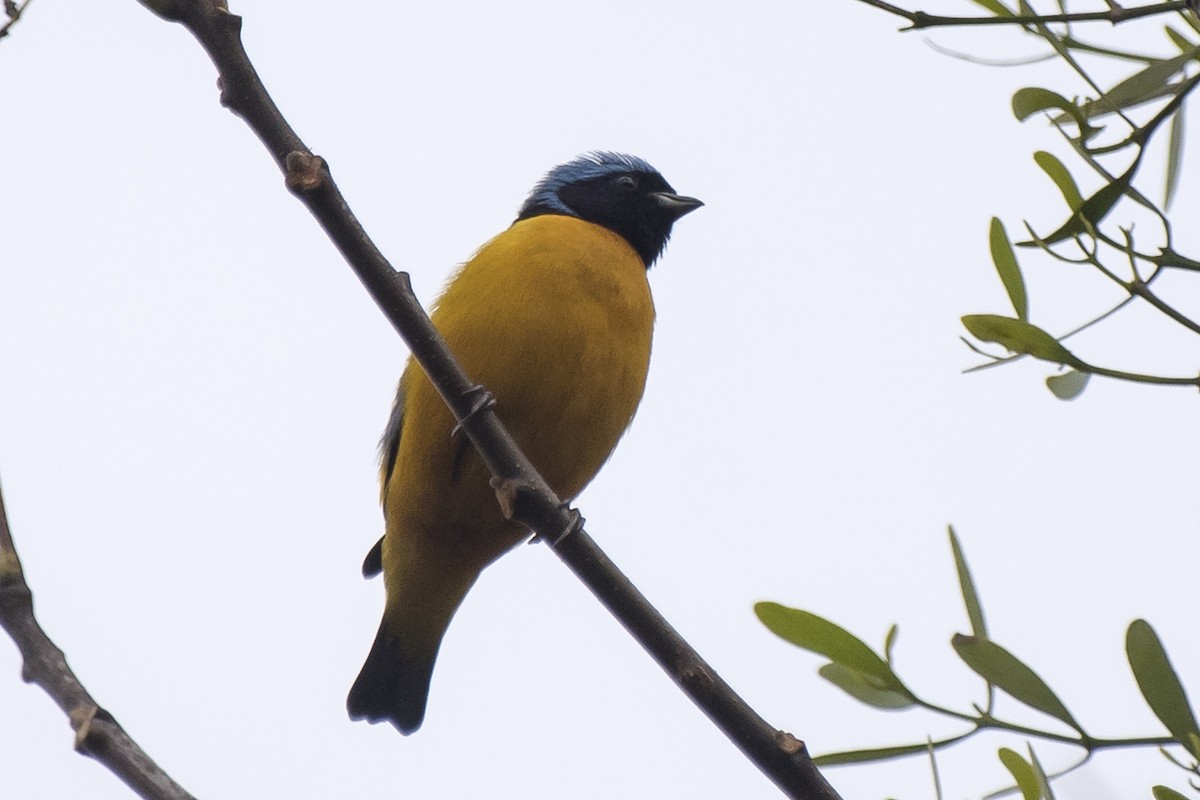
[516,152,703,268]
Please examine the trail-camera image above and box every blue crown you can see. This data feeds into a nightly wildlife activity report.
[519,152,660,217]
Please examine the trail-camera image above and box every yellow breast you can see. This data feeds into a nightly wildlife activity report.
[384,214,655,568]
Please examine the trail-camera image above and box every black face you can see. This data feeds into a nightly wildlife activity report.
[520,170,701,268]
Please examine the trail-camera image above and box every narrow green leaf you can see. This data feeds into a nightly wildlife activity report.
[755,602,907,691]
[967,0,1012,15]
[1073,81,1184,123]
[961,315,1077,365]
[989,218,1028,321]
[1046,369,1090,400]
[998,748,1041,800]
[819,663,916,709]
[1099,50,1197,113]
[1029,747,1056,800]
[927,739,944,800]
[1033,151,1083,211]
[1019,220,1053,252]
[953,635,1081,730]
[1034,174,1129,245]
[1153,787,1191,800]
[1164,27,1197,54]
[1165,104,1184,209]
[814,742,931,766]
[1127,619,1200,759]
[884,624,900,664]
[949,526,987,638]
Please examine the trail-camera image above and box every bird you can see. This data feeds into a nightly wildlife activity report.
[347,152,702,734]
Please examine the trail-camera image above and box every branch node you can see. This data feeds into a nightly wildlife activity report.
[72,705,120,756]
[0,552,33,620]
[776,731,807,755]
[71,705,99,752]
[489,476,537,524]
[0,547,24,584]
[284,151,326,193]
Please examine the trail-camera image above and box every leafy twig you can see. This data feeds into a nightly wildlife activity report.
[856,0,1191,30]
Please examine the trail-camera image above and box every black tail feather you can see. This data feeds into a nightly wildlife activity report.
[347,623,437,735]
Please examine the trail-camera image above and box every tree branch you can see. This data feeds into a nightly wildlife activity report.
[111,1,841,797]
[856,0,1191,30]
[0,480,197,800]
[0,0,34,40]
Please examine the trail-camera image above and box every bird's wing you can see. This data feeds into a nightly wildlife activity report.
[379,371,408,491]
[362,370,409,579]
[361,537,384,578]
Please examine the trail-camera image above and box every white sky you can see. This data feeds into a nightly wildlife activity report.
[3,2,1198,798]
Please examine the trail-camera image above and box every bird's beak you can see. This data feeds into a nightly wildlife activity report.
[651,191,704,220]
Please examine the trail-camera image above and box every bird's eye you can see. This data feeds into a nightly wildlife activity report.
[614,175,638,192]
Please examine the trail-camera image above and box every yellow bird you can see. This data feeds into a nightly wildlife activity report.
[347,152,701,733]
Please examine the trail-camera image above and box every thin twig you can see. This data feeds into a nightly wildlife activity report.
[0,0,34,39]
[857,0,1190,30]
[1128,279,1200,333]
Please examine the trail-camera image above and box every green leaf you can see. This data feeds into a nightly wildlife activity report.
[1165,103,1184,210]
[967,0,1012,15]
[814,742,932,766]
[1029,747,1056,800]
[1012,87,1096,138]
[819,663,916,709]
[884,623,899,664]
[949,526,987,638]
[1099,50,1198,114]
[1033,151,1083,211]
[1074,81,1186,123]
[989,218,1028,321]
[1033,173,1130,245]
[998,748,1041,800]
[953,635,1081,730]
[1164,27,1197,54]
[1153,787,1191,800]
[961,315,1077,365]
[755,603,908,691]
[1046,369,1089,400]
[1127,619,1200,759]
[927,739,944,800]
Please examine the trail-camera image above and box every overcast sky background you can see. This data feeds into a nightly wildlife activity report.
[2,2,1199,798]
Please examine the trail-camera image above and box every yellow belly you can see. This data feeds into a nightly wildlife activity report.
[382,213,655,581]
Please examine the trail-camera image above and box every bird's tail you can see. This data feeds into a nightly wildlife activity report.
[347,622,438,735]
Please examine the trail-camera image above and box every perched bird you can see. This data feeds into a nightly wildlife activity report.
[347,152,701,734]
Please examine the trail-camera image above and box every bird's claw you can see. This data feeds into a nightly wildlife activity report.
[450,384,497,437]
[543,504,584,547]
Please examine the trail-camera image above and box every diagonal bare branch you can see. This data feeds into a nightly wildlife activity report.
[0,480,197,800]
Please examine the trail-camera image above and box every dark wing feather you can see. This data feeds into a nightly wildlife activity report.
[379,372,408,492]
[362,373,408,580]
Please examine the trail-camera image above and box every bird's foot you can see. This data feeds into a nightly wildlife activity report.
[544,505,584,547]
[450,384,497,437]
